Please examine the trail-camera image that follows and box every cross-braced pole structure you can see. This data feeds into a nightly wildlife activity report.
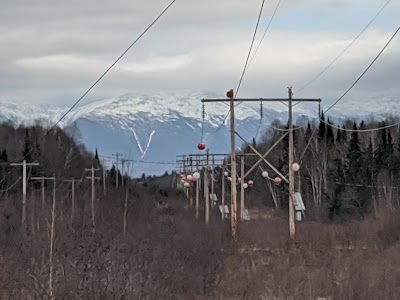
[201,87,321,240]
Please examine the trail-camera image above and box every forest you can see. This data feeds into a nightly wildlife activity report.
[0,116,400,299]
[240,112,400,223]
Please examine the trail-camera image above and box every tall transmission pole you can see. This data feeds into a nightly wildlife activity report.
[288,86,296,241]
[229,91,238,235]
[201,88,320,239]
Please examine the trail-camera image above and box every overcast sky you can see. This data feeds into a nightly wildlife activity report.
[0,0,399,112]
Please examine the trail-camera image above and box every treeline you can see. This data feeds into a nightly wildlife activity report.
[0,123,96,191]
[242,113,400,222]
[0,123,134,193]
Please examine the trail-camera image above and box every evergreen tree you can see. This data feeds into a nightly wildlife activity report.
[0,149,7,162]
[336,128,342,144]
[22,128,32,161]
[341,125,348,144]
[344,122,369,219]
[318,110,326,141]
[328,158,345,221]
[346,122,362,178]
[326,118,334,145]
[306,121,312,137]
[95,148,99,161]
[376,122,389,170]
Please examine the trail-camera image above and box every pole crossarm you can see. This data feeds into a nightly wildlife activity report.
[10,162,40,166]
[64,179,82,183]
[202,98,321,103]
[31,177,55,181]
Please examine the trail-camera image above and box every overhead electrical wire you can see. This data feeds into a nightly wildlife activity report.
[207,0,267,141]
[244,0,282,77]
[50,0,177,131]
[296,0,393,94]
[255,22,400,164]
[324,25,400,114]
[235,0,266,98]
[235,0,282,108]
[319,118,400,133]
[291,24,400,159]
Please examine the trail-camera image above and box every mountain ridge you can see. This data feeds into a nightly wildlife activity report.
[1,92,398,176]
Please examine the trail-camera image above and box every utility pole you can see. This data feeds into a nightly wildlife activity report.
[85,166,100,232]
[196,173,200,220]
[64,177,82,229]
[32,177,46,209]
[10,160,39,228]
[229,91,238,236]
[288,87,296,241]
[31,175,56,229]
[201,88,320,238]
[121,158,134,187]
[112,153,123,188]
[211,156,215,208]
[48,174,56,299]
[205,151,210,225]
[222,160,226,220]
[189,157,193,206]
[240,155,245,222]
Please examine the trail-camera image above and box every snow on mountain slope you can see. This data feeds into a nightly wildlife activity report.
[1,92,399,176]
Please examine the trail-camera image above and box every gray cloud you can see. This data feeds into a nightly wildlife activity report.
[0,0,398,109]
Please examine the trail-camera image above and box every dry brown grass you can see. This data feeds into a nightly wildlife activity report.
[1,186,400,299]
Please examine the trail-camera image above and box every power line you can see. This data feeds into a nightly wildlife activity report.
[0,177,21,193]
[50,0,178,131]
[246,0,282,76]
[235,0,266,98]
[132,160,176,165]
[204,0,271,142]
[296,0,393,94]
[320,118,400,133]
[325,25,400,114]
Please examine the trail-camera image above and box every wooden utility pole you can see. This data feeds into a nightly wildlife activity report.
[31,175,56,232]
[85,166,100,232]
[121,158,134,187]
[205,151,210,225]
[49,174,56,299]
[240,156,245,222]
[64,178,82,229]
[10,160,39,228]
[229,93,238,235]
[112,152,123,188]
[211,157,215,208]
[29,174,56,298]
[189,158,193,206]
[31,177,46,209]
[288,87,295,241]
[202,88,321,238]
[222,160,226,220]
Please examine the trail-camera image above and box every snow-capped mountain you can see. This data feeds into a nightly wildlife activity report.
[0,92,398,176]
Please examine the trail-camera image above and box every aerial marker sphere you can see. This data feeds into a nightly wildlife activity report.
[226,89,234,99]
